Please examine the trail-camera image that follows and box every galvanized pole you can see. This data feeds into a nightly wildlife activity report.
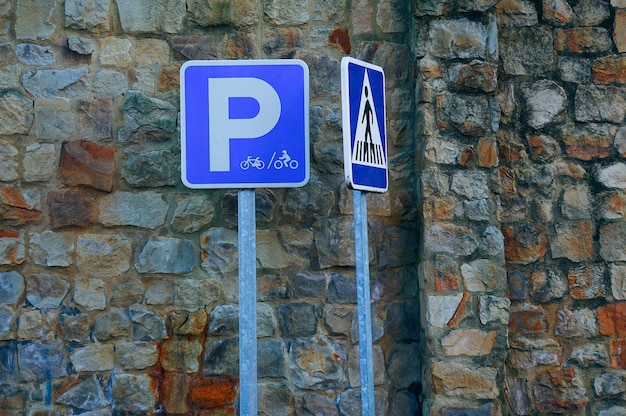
[238,189,257,415]
[353,189,375,415]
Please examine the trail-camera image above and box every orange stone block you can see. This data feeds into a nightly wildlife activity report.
[503,224,549,265]
[598,303,626,337]
[593,55,626,85]
[0,188,41,225]
[328,27,351,54]
[611,338,626,369]
[190,377,238,409]
[58,140,115,192]
[477,138,498,168]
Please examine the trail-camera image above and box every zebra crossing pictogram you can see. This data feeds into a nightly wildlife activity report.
[351,71,386,169]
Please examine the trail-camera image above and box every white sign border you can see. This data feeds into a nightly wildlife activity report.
[180,59,310,189]
[341,57,388,193]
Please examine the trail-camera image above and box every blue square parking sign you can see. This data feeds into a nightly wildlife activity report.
[181,60,310,189]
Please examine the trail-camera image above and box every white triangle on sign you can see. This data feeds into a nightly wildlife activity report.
[351,70,385,168]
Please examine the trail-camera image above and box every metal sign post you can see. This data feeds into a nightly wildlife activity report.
[180,59,309,415]
[238,189,257,415]
[341,57,387,415]
[353,190,375,414]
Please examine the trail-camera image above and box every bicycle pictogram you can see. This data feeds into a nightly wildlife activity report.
[240,156,265,170]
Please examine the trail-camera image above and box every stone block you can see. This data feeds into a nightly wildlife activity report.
[479,295,510,325]
[427,293,464,328]
[616,10,626,52]
[160,372,189,415]
[162,339,203,373]
[570,343,609,367]
[555,307,598,337]
[593,55,626,84]
[0,230,26,265]
[323,305,353,336]
[59,140,115,192]
[289,336,346,390]
[0,188,41,226]
[377,0,408,33]
[29,231,74,267]
[70,344,114,372]
[177,278,220,310]
[47,189,98,229]
[442,329,496,356]
[65,0,111,31]
[169,309,208,336]
[15,0,57,40]
[432,361,498,399]
[92,70,128,97]
[99,191,169,228]
[597,163,626,189]
[599,222,626,261]
[429,19,486,59]
[93,309,131,341]
[598,303,626,336]
[500,27,553,75]
[611,264,626,300]
[427,223,479,256]
[461,259,502,292]
[121,149,178,187]
[594,372,625,397]
[521,80,567,129]
[509,304,548,334]
[558,56,591,84]
[129,308,166,341]
[278,303,317,338]
[134,236,195,274]
[202,337,238,376]
[75,98,112,140]
[292,271,326,298]
[189,376,238,409]
[550,220,594,263]
[434,254,460,291]
[0,305,15,340]
[116,341,157,370]
[116,0,185,34]
[17,309,58,341]
[16,43,55,66]
[611,338,626,368]
[208,305,238,336]
[384,302,419,341]
[188,0,258,27]
[314,217,358,268]
[258,339,286,378]
[503,223,548,265]
[543,0,574,26]
[23,68,88,98]
[534,368,588,413]
[555,27,612,53]
[264,0,309,25]
[111,374,156,412]
[74,278,106,311]
[530,269,567,303]
[337,388,389,416]
[24,143,56,182]
[117,90,177,142]
[496,0,538,26]
[200,228,239,273]
[438,93,491,137]
[76,234,131,277]
[26,274,69,309]
[0,91,34,135]
[17,342,67,381]
[56,376,110,410]
[575,85,626,123]
[568,264,605,299]
[508,337,562,370]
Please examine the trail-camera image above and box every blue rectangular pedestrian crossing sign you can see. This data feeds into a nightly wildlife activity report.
[341,57,388,192]
[180,59,310,189]
[341,57,388,193]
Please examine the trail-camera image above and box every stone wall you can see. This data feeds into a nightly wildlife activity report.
[0,0,420,415]
[416,0,626,415]
[3,0,626,415]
